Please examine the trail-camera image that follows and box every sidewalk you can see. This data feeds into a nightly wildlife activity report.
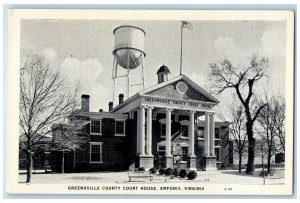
[18,169,285,185]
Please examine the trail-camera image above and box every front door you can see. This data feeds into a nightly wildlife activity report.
[182,125,188,137]
[156,145,165,169]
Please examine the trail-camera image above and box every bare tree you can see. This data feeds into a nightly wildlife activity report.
[209,55,268,174]
[274,98,285,154]
[19,55,79,183]
[256,94,285,174]
[229,103,247,173]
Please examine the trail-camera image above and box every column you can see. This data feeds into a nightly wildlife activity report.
[146,107,153,156]
[209,113,215,156]
[139,106,146,156]
[136,109,140,154]
[188,110,195,156]
[165,108,172,156]
[204,112,210,156]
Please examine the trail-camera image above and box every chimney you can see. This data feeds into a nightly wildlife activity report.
[109,102,113,111]
[119,93,124,105]
[157,65,170,83]
[81,94,90,112]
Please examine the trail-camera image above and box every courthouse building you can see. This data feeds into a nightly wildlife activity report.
[52,66,230,172]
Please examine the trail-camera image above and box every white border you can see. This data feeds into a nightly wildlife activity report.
[6,9,294,195]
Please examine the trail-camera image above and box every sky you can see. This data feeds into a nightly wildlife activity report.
[20,19,287,120]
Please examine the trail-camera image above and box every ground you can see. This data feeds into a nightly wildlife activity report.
[19,168,285,185]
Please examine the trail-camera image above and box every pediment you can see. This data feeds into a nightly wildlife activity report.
[145,79,215,103]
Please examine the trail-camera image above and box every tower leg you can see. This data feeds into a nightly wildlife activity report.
[141,53,145,89]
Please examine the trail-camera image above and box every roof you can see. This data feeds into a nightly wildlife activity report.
[111,74,219,112]
[156,65,171,75]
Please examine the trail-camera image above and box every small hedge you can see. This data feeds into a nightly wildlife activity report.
[149,168,157,174]
[159,168,165,175]
[179,169,187,178]
[187,170,197,180]
[165,168,173,176]
[138,167,145,171]
[173,168,179,177]
[259,169,274,176]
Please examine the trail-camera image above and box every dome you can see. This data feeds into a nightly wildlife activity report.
[156,65,171,75]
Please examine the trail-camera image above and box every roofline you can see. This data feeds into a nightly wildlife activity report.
[181,74,219,103]
[140,74,219,103]
[110,93,139,112]
[113,25,146,36]
[111,73,220,112]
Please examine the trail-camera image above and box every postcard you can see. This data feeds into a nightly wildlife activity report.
[7,9,294,195]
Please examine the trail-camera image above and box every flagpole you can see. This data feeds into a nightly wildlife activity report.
[180,21,183,75]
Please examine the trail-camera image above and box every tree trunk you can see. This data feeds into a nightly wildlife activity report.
[267,149,272,174]
[25,148,32,183]
[245,121,255,174]
[62,150,65,174]
[238,153,242,173]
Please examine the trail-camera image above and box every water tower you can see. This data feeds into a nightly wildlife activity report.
[112,25,146,101]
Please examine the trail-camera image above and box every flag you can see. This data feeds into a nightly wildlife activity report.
[182,21,193,31]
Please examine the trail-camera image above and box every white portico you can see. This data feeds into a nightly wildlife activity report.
[111,70,219,170]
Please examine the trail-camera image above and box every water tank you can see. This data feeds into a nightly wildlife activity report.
[113,25,146,69]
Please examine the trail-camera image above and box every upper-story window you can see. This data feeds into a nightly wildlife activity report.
[115,120,125,136]
[161,124,166,137]
[197,127,204,138]
[215,128,220,139]
[90,119,102,135]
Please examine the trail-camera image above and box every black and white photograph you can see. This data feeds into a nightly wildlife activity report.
[7,9,294,195]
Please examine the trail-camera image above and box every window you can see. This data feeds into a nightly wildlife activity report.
[215,128,220,139]
[215,148,220,162]
[215,140,221,147]
[115,120,125,135]
[158,145,166,152]
[181,147,188,162]
[161,124,166,137]
[90,120,101,135]
[197,127,204,138]
[181,125,188,137]
[90,142,103,163]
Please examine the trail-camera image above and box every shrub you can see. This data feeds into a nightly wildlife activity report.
[149,168,157,174]
[138,167,145,171]
[179,169,187,178]
[159,168,165,175]
[165,168,173,176]
[187,170,197,180]
[259,169,274,177]
[173,168,179,177]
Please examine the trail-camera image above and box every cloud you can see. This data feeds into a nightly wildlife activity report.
[41,46,57,63]
[213,36,239,59]
[213,35,259,66]
[60,57,103,84]
[189,71,208,88]
[60,57,111,111]
[260,29,285,58]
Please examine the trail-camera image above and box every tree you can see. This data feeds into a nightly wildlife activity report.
[51,120,88,173]
[229,103,247,173]
[209,55,268,174]
[256,94,286,174]
[274,98,285,154]
[19,55,79,183]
